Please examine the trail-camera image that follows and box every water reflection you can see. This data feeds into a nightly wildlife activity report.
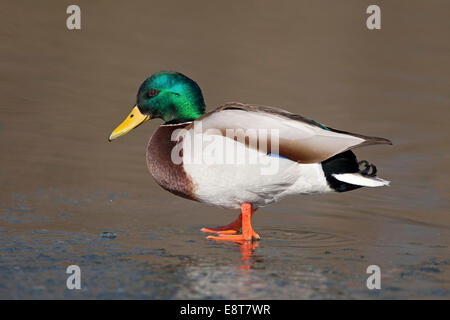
[174,239,339,299]
[237,240,260,270]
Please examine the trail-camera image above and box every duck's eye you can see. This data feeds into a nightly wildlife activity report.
[147,89,160,98]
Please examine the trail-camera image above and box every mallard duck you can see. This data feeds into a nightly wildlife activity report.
[109,71,391,242]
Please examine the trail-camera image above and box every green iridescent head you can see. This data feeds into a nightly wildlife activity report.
[136,71,206,123]
[109,71,206,141]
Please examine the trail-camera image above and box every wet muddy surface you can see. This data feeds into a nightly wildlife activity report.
[0,1,449,299]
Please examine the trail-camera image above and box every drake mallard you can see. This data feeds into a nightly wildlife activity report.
[109,71,392,242]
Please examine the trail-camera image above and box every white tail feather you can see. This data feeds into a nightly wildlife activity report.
[332,173,390,187]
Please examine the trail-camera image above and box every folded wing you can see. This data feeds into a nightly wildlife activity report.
[187,102,392,164]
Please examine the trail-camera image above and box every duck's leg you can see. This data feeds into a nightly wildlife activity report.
[206,203,260,242]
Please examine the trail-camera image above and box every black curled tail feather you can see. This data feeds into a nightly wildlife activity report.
[358,160,377,177]
[322,151,386,192]
[321,150,361,192]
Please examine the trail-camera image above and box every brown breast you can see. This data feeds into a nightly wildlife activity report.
[146,123,197,201]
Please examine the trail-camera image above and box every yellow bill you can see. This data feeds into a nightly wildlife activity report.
[109,106,150,141]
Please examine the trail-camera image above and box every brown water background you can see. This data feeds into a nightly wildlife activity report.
[0,0,449,299]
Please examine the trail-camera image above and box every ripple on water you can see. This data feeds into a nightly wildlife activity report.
[260,227,356,249]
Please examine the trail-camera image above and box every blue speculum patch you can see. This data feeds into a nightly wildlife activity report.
[267,153,288,159]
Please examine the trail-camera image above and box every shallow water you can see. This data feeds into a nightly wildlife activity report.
[0,1,449,299]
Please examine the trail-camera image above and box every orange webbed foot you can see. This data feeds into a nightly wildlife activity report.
[200,213,242,234]
[207,231,260,242]
[205,204,260,242]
